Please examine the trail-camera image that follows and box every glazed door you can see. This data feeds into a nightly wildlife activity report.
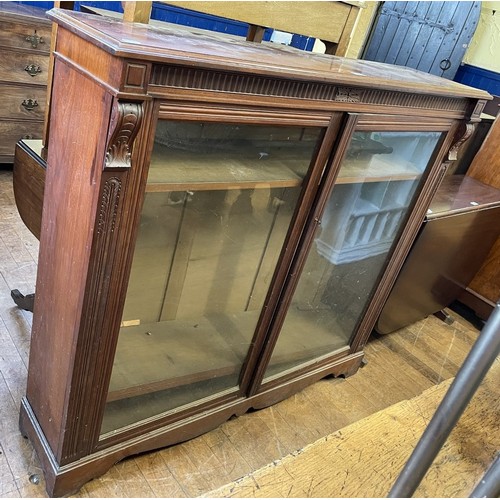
[252,115,448,387]
[100,112,339,435]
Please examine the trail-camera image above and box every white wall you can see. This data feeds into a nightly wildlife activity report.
[462,1,500,72]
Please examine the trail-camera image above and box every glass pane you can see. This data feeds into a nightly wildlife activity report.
[264,131,443,379]
[101,121,323,434]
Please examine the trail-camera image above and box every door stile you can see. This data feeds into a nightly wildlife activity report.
[350,120,462,352]
[242,114,359,396]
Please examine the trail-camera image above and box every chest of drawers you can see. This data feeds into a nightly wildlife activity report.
[0,2,51,163]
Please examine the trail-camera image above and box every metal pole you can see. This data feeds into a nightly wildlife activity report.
[388,302,500,498]
[470,453,500,498]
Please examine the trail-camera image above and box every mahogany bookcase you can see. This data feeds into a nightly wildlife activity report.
[14,8,490,496]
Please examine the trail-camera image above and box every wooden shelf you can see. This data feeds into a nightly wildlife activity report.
[147,144,422,192]
[147,143,307,192]
[337,155,422,184]
[108,308,349,403]
[107,315,249,402]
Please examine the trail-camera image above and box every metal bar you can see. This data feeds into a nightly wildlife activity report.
[470,453,500,498]
[388,302,500,498]
[380,7,454,33]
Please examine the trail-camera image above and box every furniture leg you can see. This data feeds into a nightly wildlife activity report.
[433,308,454,325]
[11,289,35,312]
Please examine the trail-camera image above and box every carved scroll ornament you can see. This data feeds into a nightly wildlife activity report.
[105,101,143,170]
[448,121,476,161]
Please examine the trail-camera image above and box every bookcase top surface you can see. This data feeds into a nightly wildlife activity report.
[47,8,490,101]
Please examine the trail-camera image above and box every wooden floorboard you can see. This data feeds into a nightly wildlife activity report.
[0,167,496,498]
[206,360,500,498]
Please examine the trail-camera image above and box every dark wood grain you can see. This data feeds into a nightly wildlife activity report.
[0,85,46,120]
[0,4,52,53]
[0,165,489,497]
[12,139,46,240]
[0,121,44,161]
[0,3,51,162]
[0,50,49,85]
[460,115,500,316]
[377,174,500,333]
[25,57,114,460]
[14,9,491,497]
[427,175,500,217]
[377,200,500,334]
[46,8,490,101]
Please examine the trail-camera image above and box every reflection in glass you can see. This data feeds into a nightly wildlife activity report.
[101,121,323,434]
[265,131,442,378]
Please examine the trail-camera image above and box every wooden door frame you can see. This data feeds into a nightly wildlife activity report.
[248,114,459,394]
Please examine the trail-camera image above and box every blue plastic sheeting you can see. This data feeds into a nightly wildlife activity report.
[12,1,315,51]
[454,63,500,96]
[11,1,122,12]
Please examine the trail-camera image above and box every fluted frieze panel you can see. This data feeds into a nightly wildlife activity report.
[151,65,468,114]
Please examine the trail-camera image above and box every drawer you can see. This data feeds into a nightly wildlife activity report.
[0,120,44,160]
[0,49,49,85]
[0,16,51,53]
[0,84,46,120]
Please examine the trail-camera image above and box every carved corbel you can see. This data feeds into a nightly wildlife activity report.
[447,121,476,161]
[105,101,143,170]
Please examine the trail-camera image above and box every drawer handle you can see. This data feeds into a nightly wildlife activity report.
[24,64,42,77]
[21,99,39,111]
[23,134,34,140]
[25,31,44,49]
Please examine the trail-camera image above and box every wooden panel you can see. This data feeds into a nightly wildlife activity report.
[403,2,451,70]
[468,116,500,188]
[147,144,305,192]
[333,4,361,56]
[123,1,152,24]
[0,84,46,120]
[0,49,49,85]
[145,144,426,191]
[377,204,500,334]
[46,9,490,101]
[467,237,500,304]
[363,2,481,80]
[465,115,500,306]
[427,2,481,78]
[404,2,462,74]
[163,1,354,44]
[54,27,125,95]
[106,315,250,404]
[363,1,407,62]
[391,2,434,66]
[12,139,46,240]
[207,359,500,498]
[25,57,113,461]
[0,10,51,52]
[0,120,44,157]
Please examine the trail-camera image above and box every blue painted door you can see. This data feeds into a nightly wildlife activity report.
[362,1,481,80]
